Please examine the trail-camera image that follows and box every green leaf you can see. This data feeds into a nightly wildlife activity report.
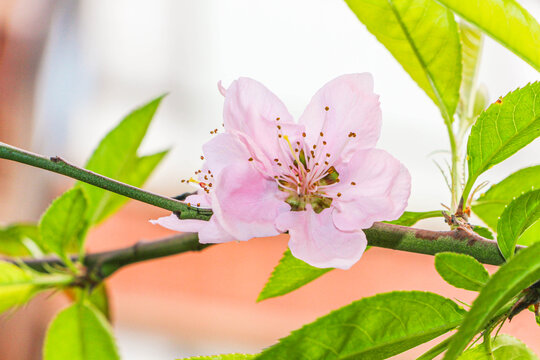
[516,219,540,247]
[91,150,168,225]
[178,355,255,360]
[0,261,38,314]
[497,190,540,260]
[457,334,538,360]
[345,0,461,121]
[39,188,88,259]
[43,302,120,360]
[458,21,484,121]
[464,83,540,199]
[256,291,465,360]
[472,226,494,240]
[257,249,331,301]
[0,223,42,256]
[385,210,442,226]
[435,252,490,291]
[88,284,111,321]
[436,0,540,72]
[444,242,540,360]
[473,165,540,230]
[79,95,166,225]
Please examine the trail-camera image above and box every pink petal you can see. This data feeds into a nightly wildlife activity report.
[298,73,382,163]
[331,149,411,231]
[150,214,235,243]
[202,133,251,177]
[275,207,367,269]
[184,193,211,208]
[223,78,304,166]
[211,162,289,241]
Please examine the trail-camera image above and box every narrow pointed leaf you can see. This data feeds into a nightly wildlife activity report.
[345,0,461,121]
[257,249,331,301]
[385,210,442,226]
[473,165,540,230]
[256,291,465,360]
[444,242,540,360]
[39,188,88,259]
[497,190,540,260]
[464,83,540,199]
[92,150,169,224]
[43,302,120,360]
[436,0,540,72]
[78,95,166,225]
[457,334,538,360]
[435,252,490,291]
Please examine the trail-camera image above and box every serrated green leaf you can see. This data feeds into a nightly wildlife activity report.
[92,150,168,224]
[473,165,540,230]
[43,302,120,360]
[444,242,540,360]
[457,334,538,360]
[39,188,88,260]
[464,83,540,199]
[435,252,490,291]
[497,190,540,260]
[257,249,331,302]
[256,291,465,360]
[178,355,255,360]
[0,261,38,314]
[385,210,442,226]
[458,21,483,122]
[345,0,461,121]
[436,0,540,72]
[78,95,166,225]
[0,223,41,256]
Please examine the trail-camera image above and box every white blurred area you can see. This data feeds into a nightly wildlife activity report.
[32,0,540,214]
[4,0,540,358]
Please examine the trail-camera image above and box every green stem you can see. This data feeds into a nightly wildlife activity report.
[10,223,518,280]
[445,120,460,213]
[483,330,494,359]
[417,335,453,360]
[0,141,518,278]
[0,142,211,220]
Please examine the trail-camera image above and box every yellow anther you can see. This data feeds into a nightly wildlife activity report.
[283,135,304,172]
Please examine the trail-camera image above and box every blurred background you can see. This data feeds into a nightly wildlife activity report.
[1,0,540,359]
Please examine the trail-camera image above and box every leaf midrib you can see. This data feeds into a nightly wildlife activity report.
[387,0,453,123]
[337,320,461,360]
[446,254,540,359]
[439,261,486,288]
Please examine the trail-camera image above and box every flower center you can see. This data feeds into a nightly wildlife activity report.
[273,127,341,214]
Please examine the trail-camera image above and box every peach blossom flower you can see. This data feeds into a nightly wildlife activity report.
[152,74,410,269]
